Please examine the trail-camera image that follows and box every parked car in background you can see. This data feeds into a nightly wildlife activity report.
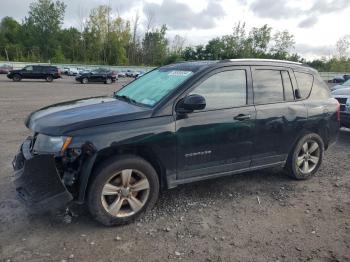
[118,70,127,78]
[67,68,79,76]
[0,64,13,74]
[78,68,91,75]
[13,59,339,226]
[125,69,134,77]
[343,74,350,81]
[332,88,350,128]
[75,68,117,84]
[7,65,61,82]
[330,79,350,92]
[136,71,145,78]
[328,76,345,84]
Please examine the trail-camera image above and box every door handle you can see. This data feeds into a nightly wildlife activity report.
[234,114,251,121]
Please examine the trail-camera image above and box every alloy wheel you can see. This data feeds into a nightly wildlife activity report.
[101,169,150,218]
[296,140,320,174]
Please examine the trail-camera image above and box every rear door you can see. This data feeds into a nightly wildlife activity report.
[175,66,256,180]
[251,66,307,167]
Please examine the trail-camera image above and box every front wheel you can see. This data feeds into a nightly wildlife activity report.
[46,75,53,82]
[285,133,324,180]
[81,77,88,84]
[105,78,112,84]
[12,74,21,82]
[87,155,159,226]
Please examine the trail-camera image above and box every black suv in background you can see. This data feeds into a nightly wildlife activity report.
[75,68,117,84]
[13,59,339,226]
[7,65,61,82]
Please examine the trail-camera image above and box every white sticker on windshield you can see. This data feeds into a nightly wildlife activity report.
[168,70,192,77]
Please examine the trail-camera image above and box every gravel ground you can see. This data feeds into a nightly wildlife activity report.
[0,75,349,262]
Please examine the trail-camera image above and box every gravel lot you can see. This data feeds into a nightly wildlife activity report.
[0,75,349,262]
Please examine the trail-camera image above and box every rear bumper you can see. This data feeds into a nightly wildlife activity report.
[13,138,73,212]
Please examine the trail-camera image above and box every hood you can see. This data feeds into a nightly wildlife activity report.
[26,96,152,136]
[332,88,350,96]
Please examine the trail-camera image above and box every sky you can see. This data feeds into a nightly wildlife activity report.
[0,0,349,60]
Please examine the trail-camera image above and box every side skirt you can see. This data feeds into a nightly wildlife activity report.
[167,161,286,188]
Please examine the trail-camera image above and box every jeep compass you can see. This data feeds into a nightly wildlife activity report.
[13,59,340,226]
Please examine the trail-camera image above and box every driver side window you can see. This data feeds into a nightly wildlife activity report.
[189,70,247,111]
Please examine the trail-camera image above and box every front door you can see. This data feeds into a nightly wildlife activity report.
[175,67,256,180]
[21,65,34,79]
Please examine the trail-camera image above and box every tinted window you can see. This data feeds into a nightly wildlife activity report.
[33,66,42,72]
[190,70,247,110]
[294,72,313,99]
[281,71,294,101]
[253,70,284,104]
[24,66,33,71]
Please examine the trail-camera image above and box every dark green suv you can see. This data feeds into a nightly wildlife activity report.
[13,59,340,226]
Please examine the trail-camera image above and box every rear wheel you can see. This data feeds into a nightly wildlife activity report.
[285,133,324,180]
[12,74,21,82]
[87,155,159,226]
[81,77,88,84]
[105,78,112,84]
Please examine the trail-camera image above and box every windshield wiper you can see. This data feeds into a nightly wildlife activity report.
[114,94,138,105]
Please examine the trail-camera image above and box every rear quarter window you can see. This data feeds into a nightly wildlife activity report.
[309,75,331,100]
[294,72,313,99]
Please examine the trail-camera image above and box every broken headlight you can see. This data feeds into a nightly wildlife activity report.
[33,134,72,155]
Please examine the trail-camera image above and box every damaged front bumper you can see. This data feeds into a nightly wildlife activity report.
[12,137,73,212]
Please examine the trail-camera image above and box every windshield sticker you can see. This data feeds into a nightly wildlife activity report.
[168,71,192,77]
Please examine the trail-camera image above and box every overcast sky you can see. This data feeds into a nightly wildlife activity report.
[1,0,349,60]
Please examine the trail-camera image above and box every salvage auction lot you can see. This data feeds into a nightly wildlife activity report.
[0,75,349,261]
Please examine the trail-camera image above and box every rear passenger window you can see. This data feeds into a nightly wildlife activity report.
[190,70,247,110]
[281,71,294,101]
[294,72,313,99]
[253,70,284,104]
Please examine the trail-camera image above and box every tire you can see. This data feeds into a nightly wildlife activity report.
[81,77,88,84]
[46,75,53,82]
[105,78,112,84]
[285,133,324,180]
[12,74,21,82]
[87,155,159,226]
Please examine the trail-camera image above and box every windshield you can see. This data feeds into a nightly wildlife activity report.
[115,69,194,107]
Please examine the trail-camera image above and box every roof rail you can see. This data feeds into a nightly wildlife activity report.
[226,58,302,65]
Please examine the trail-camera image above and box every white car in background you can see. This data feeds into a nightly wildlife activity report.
[67,68,79,76]
[330,79,350,92]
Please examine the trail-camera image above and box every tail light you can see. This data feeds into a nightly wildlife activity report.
[336,100,340,122]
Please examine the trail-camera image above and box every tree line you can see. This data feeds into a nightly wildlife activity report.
[0,0,349,72]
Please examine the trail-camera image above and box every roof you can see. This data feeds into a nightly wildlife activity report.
[162,59,309,73]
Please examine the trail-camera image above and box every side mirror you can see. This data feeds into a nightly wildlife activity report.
[177,94,206,113]
[294,89,302,99]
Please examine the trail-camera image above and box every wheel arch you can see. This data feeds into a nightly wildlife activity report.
[77,144,167,203]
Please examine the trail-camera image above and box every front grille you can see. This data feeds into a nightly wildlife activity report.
[335,97,347,104]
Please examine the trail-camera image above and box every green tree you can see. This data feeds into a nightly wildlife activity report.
[25,0,66,61]
[142,25,168,65]
[270,30,295,59]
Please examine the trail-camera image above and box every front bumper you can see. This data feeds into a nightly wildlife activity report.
[12,137,73,212]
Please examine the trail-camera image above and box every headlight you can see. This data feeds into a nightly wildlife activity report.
[33,134,72,155]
